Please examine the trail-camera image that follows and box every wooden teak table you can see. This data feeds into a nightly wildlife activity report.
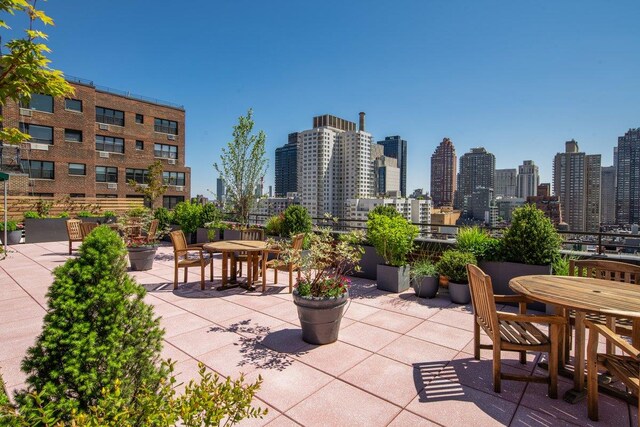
[509,274,640,403]
[203,240,268,291]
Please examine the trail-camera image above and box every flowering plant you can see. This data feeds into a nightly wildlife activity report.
[280,215,364,298]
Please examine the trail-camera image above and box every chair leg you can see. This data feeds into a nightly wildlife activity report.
[174,262,178,290]
[548,324,559,399]
[262,255,267,292]
[184,267,188,283]
[288,265,293,293]
[493,345,502,393]
[274,268,277,284]
[200,263,205,290]
[69,241,72,255]
[210,260,214,282]
[587,327,600,421]
[473,319,481,360]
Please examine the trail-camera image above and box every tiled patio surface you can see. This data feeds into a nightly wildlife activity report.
[0,241,635,426]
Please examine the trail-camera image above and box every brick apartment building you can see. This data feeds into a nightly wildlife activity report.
[0,76,190,208]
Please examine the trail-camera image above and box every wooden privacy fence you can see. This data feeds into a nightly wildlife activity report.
[0,196,144,220]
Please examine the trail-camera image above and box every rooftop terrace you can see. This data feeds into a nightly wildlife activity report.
[0,242,634,426]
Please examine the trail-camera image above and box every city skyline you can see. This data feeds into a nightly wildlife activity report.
[13,1,640,197]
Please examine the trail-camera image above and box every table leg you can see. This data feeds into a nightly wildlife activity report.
[222,252,228,286]
[230,252,237,282]
[247,253,253,285]
[564,311,587,403]
[633,319,640,349]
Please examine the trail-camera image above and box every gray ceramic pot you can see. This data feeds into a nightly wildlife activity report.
[127,246,157,271]
[293,289,348,345]
[448,281,471,304]
[412,276,439,298]
[376,264,411,293]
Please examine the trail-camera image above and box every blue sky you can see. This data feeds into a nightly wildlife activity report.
[16,1,640,197]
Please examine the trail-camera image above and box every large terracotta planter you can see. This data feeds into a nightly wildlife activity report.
[293,289,348,345]
[376,264,411,293]
[127,246,157,271]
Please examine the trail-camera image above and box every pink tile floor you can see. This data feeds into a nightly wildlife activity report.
[0,241,634,426]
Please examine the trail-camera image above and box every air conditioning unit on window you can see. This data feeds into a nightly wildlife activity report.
[175,186,184,192]
[167,134,176,141]
[99,123,109,130]
[107,183,117,190]
[30,143,49,151]
[99,151,109,158]
[167,159,176,165]
[19,108,32,117]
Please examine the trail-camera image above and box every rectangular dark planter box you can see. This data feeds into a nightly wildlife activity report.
[162,224,181,242]
[223,229,242,240]
[196,227,211,243]
[353,245,386,280]
[376,264,411,293]
[478,260,552,312]
[25,218,69,243]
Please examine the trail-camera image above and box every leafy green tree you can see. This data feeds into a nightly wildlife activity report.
[173,200,204,235]
[127,160,168,209]
[0,0,73,144]
[16,226,166,419]
[214,109,267,225]
[367,205,401,220]
[502,204,562,266]
[281,205,312,237]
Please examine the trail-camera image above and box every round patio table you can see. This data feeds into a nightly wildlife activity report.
[509,274,640,402]
[203,240,268,291]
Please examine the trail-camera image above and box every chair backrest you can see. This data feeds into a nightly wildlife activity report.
[241,228,264,241]
[170,230,188,254]
[569,259,640,284]
[80,222,98,238]
[467,264,500,340]
[66,220,83,240]
[291,233,305,251]
[147,219,159,241]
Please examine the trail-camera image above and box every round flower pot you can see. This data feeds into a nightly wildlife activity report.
[412,276,439,298]
[5,230,22,245]
[127,246,157,271]
[448,281,471,304]
[293,289,348,345]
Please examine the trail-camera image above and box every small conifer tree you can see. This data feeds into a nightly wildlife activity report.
[17,226,165,417]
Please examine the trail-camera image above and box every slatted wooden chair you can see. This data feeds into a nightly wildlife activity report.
[236,228,264,278]
[169,230,213,290]
[262,233,304,293]
[467,264,566,397]
[145,219,159,243]
[66,219,83,255]
[565,259,640,359]
[586,320,640,422]
[80,222,98,239]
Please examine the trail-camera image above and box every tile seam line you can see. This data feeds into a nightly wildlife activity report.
[0,255,48,311]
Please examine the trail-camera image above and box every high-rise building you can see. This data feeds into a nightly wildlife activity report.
[455,147,495,209]
[517,160,539,198]
[377,135,407,197]
[373,155,400,196]
[297,113,374,218]
[601,166,616,225]
[274,132,298,197]
[553,139,601,231]
[216,177,225,202]
[528,183,562,225]
[494,169,517,198]
[0,77,189,208]
[430,138,457,207]
[616,128,640,226]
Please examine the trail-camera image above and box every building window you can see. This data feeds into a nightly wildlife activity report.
[135,140,144,150]
[22,94,53,113]
[96,135,124,153]
[68,163,86,176]
[96,194,117,198]
[64,129,83,142]
[154,143,178,159]
[95,106,125,126]
[19,123,53,144]
[65,98,83,112]
[163,171,185,186]
[163,196,184,209]
[70,193,85,198]
[20,160,54,179]
[154,118,178,134]
[96,166,118,183]
[135,113,144,124]
[126,168,148,184]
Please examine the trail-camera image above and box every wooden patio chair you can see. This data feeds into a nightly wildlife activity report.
[467,264,566,397]
[262,233,304,293]
[169,230,213,290]
[80,222,98,239]
[145,219,159,243]
[66,219,83,255]
[586,320,640,422]
[565,259,640,359]
[236,228,264,278]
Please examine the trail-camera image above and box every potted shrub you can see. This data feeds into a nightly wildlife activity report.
[118,208,165,271]
[478,204,562,311]
[154,207,174,241]
[24,210,69,243]
[198,203,223,243]
[281,205,312,237]
[367,212,419,293]
[411,258,439,298]
[173,201,203,244]
[102,210,117,223]
[281,221,364,345]
[264,214,284,238]
[436,250,477,304]
[355,206,401,280]
[1,220,23,245]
